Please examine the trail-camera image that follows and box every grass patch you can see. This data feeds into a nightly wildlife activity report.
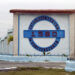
[0,67,75,75]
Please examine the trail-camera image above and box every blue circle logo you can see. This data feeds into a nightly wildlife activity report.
[24,15,65,52]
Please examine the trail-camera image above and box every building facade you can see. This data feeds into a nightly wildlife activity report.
[10,9,75,59]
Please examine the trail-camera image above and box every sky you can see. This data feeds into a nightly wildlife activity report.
[0,0,75,38]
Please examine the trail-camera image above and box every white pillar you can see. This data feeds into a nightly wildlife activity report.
[13,14,18,56]
[69,14,75,59]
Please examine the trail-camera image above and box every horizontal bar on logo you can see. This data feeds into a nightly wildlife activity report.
[23,30,65,38]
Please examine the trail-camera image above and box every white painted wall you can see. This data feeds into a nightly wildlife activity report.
[0,40,1,53]
[0,29,13,55]
[19,14,70,56]
[4,38,8,54]
[0,40,13,55]
[2,40,4,54]
[0,41,2,54]
[8,41,13,55]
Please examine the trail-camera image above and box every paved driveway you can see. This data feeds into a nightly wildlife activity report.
[0,61,66,69]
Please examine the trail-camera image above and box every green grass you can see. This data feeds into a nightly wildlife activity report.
[0,67,75,75]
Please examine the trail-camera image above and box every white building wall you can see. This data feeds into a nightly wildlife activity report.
[0,39,13,55]
[1,40,4,54]
[0,40,1,54]
[7,30,13,55]
[4,38,8,54]
[0,41,2,54]
[0,29,13,55]
[19,14,70,55]
[3,39,5,54]
[8,41,13,55]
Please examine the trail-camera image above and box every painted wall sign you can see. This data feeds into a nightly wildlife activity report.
[23,30,65,38]
[23,15,65,52]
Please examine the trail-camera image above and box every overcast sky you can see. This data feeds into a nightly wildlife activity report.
[0,0,75,38]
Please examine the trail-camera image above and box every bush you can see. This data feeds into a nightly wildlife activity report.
[26,54,32,56]
[8,35,13,44]
[62,54,67,57]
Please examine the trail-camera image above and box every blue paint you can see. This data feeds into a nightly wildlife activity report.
[0,55,67,62]
[23,15,65,52]
[23,30,65,38]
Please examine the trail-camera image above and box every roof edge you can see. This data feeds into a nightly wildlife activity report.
[10,9,75,14]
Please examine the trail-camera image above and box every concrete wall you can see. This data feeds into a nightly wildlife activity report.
[69,14,75,59]
[13,13,18,56]
[19,14,69,56]
[2,13,74,59]
[0,29,13,55]
[12,13,73,56]
[0,13,74,60]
